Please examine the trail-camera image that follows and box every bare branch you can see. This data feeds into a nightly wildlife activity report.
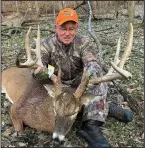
[87,1,103,76]
[74,1,87,10]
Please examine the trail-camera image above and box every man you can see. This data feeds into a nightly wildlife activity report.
[33,8,133,147]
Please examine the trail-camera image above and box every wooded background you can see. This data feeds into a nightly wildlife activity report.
[1,1,144,148]
[2,1,144,20]
[2,1,144,32]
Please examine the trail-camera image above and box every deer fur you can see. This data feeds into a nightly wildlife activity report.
[2,66,92,145]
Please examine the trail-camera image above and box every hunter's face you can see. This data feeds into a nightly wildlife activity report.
[55,21,78,45]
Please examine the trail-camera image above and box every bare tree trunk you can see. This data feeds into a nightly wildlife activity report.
[97,1,101,14]
[27,2,32,11]
[73,1,76,8]
[123,1,126,8]
[91,1,97,16]
[2,1,5,13]
[128,1,136,25]
[53,2,56,20]
[114,1,119,19]
[62,1,66,8]
[15,1,19,14]
[12,1,15,14]
[35,1,40,18]
[58,1,63,11]
[45,2,48,15]
[142,16,144,26]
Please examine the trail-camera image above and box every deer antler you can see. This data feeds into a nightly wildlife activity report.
[16,25,62,95]
[73,68,89,100]
[89,23,133,84]
[50,68,62,97]
[16,27,38,68]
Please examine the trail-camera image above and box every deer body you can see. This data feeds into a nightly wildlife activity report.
[2,67,37,103]
[2,67,84,134]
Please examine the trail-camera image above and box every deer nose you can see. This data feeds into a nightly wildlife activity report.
[53,137,65,147]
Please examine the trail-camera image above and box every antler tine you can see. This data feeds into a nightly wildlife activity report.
[57,64,62,86]
[48,62,62,97]
[50,72,62,97]
[25,26,32,61]
[119,23,133,69]
[89,73,122,84]
[16,26,38,68]
[114,36,121,65]
[73,68,89,99]
[35,25,43,67]
[110,61,132,78]
[107,36,121,75]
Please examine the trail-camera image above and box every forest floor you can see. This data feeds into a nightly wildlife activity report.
[1,11,144,147]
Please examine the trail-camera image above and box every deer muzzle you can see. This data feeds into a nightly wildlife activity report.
[52,132,65,147]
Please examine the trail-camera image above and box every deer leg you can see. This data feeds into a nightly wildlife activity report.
[10,104,23,133]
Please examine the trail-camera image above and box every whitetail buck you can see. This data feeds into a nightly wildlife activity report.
[2,23,133,147]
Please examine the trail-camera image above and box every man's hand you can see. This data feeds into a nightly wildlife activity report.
[85,61,101,90]
[32,66,49,80]
[34,66,42,74]
[85,61,101,78]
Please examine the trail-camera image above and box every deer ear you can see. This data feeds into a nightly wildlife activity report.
[43,84,55,98]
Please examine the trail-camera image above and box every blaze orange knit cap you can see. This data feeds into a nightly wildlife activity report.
[56,8,78,25]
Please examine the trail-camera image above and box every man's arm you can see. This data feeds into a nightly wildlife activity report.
[81,40,102,78]
[70,39,102,88]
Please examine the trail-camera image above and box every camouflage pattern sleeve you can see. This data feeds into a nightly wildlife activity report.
[81,38,101,77]
[85,61,101,78]
[81,38,98,64]
[40,38,51,67]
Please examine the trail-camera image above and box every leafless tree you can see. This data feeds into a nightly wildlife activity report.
[15,1,19,14]
[35,1,40,18]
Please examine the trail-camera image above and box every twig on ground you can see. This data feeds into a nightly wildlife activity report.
[1,33,11,38]
[74,1,87,10]
[2,27,55,34]
[94,26,114,32]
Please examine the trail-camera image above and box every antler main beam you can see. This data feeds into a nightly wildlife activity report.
[89,23,133,84]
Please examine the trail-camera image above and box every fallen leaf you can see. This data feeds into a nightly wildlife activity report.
[3,129,11,136]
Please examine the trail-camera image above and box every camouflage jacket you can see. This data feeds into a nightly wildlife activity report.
[34,33,101,87]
